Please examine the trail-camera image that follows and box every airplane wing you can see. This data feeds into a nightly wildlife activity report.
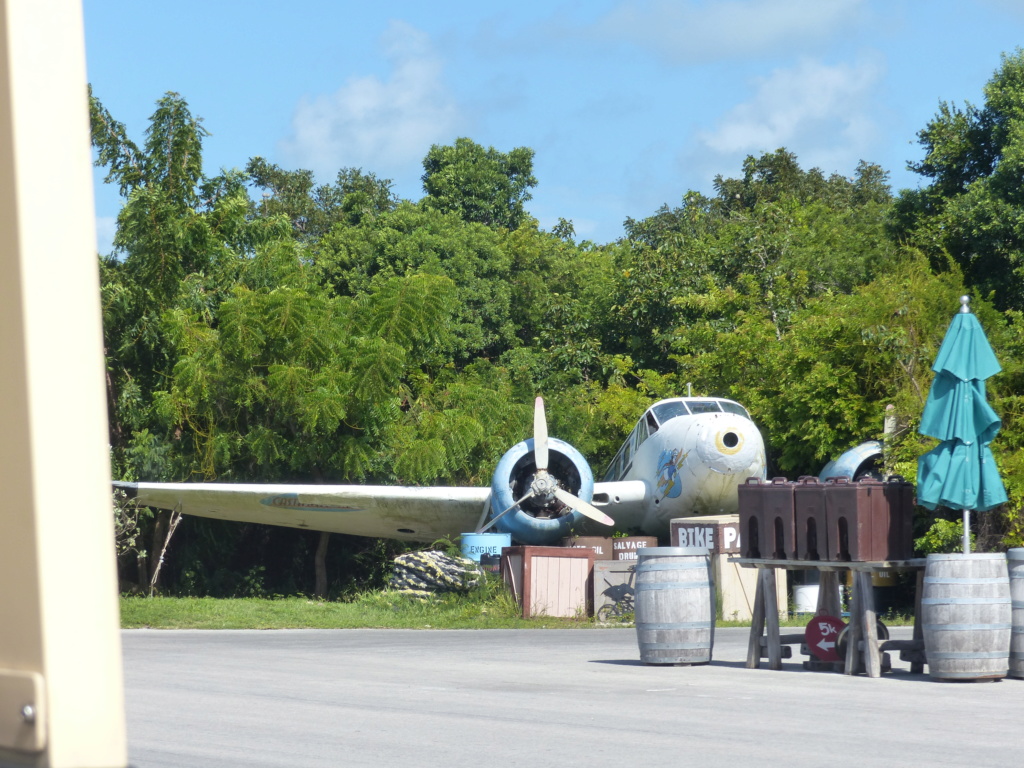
[115,482,491,543]
[115,478,650,543]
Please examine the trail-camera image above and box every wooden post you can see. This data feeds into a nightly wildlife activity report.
[746,566,767,669]
[762,568,782,671]
[817,570,842,616]
[844,572,863,676]
[859,571,882,677]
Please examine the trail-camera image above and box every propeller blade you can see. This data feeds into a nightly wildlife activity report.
[553,487,615,527]
[473,492,492,533]
[534,396,549,472]
[477,490,535,533]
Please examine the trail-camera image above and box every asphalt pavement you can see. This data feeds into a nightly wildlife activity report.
[123,626,1024,767]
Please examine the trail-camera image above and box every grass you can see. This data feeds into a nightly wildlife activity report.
[121,598,914,630]
[120,577,604,630]
[120,577,915,631]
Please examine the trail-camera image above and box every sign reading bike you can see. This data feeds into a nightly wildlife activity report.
[804,615,845,662]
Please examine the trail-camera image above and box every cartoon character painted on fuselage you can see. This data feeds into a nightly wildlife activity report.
[655,448,687,499]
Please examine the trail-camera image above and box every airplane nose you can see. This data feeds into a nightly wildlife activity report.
[694,415,764,474]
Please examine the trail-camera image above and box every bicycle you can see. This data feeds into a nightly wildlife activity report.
[596,567,636,621]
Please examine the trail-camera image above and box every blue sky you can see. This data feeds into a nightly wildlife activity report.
[84,0,1024,250]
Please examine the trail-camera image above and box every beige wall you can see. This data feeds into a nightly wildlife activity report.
[0,1,127,766]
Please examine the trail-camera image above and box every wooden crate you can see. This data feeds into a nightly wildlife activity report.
[501,546,595,618]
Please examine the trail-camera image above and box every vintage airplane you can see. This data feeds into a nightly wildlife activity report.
[115,396,767,546]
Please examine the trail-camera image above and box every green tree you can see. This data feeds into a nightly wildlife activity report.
[672,253,972,476]
[92,90,289,474]
[421,137,536,230]
[616,150,895,370]
[156,248,460,484]
[246,157,397,239]
[498,223,620,388]
[895,49,1024,310]
[312,202,516,362]
[93,90,292,589]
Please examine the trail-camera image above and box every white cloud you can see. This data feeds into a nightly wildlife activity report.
[279,21,459,182]
[693,55,885,177]
[591,0,865,62]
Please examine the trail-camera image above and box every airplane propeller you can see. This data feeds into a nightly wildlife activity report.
[476,396,613,533]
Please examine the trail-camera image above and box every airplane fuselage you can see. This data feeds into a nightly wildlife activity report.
[594,398,767,535]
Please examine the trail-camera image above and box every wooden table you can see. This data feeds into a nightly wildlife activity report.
[730,558,927,677]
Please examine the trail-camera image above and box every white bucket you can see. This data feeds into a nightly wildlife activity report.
[793,584,819,613]
[793,580,842,613]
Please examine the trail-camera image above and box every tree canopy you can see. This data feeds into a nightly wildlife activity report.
[421,137,536,230]
[895,49,1024,311]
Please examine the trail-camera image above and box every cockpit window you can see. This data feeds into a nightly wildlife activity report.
[633,418,649,446]
[686,400,723,414]
[645,410,659,435]
[718,400,751,419]
[652,400,690,423]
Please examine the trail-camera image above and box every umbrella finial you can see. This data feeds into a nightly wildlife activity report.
[960,295,971,313]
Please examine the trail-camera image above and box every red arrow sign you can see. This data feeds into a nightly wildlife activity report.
[805,615,846,662]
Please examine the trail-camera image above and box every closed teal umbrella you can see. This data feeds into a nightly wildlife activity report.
[917,296,1007,553]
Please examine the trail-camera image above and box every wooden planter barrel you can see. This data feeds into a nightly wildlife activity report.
[634,547,714,665]
[922,553,1011,681]
[1009,548,1024,679]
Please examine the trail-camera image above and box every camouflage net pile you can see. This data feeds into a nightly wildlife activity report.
[389,550,484,599]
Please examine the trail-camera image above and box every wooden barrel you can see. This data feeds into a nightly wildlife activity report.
[1009,548,1024,679]
[634,547,714,665]
[922,553,1011,681]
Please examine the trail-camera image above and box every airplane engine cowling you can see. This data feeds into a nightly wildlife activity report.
[819,440,883,482]
[488,437,595,546]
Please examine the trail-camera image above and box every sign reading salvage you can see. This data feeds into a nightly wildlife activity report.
[612,536,658,560]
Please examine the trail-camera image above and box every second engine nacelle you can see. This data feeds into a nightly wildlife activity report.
[819,440,883,482]
[488,437,594,545]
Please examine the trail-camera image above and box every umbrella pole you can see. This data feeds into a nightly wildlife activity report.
[963,509,971,554]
